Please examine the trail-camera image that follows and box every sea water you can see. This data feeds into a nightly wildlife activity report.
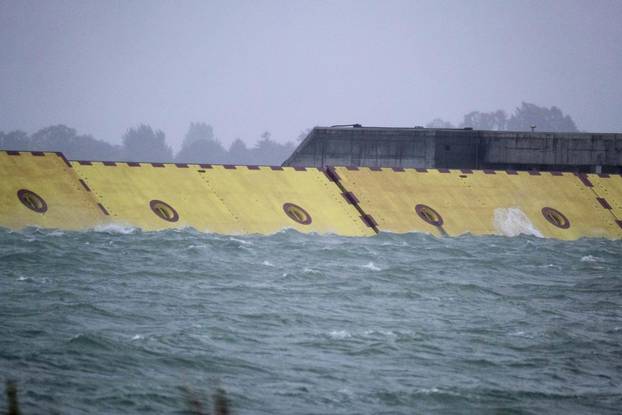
[1,227,621,414]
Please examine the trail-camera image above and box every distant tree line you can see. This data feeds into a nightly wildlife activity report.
[0,102,580,163]
[0,122,297,165]
[426,102,579,132]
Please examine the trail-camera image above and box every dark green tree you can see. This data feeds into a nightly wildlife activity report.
[425,118,455,128]
[175,122,227,163]
[181,122,215,148]
[29,125,121,160]
[251,131,296,166]
[506,102,578,132]
[227,138,252,164]
[122,124,173,162]
[0,130,29,150]
[30,125,79,151]
[460,110,507,130]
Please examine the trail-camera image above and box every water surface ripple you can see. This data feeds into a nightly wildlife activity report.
[1,228,621,414]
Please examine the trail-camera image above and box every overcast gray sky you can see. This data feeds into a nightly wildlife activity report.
[1,0,620,150]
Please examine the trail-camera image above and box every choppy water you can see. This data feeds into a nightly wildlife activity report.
[1,227,621,414]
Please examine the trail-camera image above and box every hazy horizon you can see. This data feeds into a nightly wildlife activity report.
[1,0,621,151]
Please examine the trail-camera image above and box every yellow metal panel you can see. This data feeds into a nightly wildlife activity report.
[0,151,105,230]
[72,162,239,233]
[334,167,621,240]
[484,171,618,239]
[199,166,373,236]
[72,162,372,236]
[588,173,622,224]
[4,151,617,239]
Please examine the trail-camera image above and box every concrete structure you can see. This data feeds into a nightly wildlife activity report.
[284,126,622,173]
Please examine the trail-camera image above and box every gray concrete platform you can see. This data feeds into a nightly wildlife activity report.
[283,126,622,173]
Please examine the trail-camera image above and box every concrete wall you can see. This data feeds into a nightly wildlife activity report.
[481,131,622,171]
[284,127,622,172]
[284,127,435,168]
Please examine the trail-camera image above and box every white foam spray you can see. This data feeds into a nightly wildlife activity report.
[92,223,138,234]
[493,208,543,238]
[362,262,381,271]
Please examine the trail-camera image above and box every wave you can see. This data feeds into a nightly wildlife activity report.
[493,207,543,237]
[92,223,139,234]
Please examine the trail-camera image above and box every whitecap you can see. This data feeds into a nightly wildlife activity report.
[93,223,137,234]
[131,334,144,341]
[230,237,253,245]
[581,255,602,263]
[337,387,354,398]
[185,244,207,251]
[540,263,561,270]
[362,262,381,271]
[509,330,534,338]
[328,330,352,339]
[493,207,543,237]
[416,387,463,397]
[262,260,274,267]
[364,329,398,337]
[381,241,408,247]
[418,387,442,395]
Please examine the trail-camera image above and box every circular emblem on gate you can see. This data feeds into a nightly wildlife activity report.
[415,204,444,226]
[149,200,179,222]
[541,207,570,229]
[17,189,47,213]
[282,202,312,225]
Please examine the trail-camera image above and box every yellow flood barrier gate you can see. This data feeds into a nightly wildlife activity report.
[1,150,621,239]
[0,151,372,235]
[0,151,106,230]
[70,161,373,236]
[330,167,622,240]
